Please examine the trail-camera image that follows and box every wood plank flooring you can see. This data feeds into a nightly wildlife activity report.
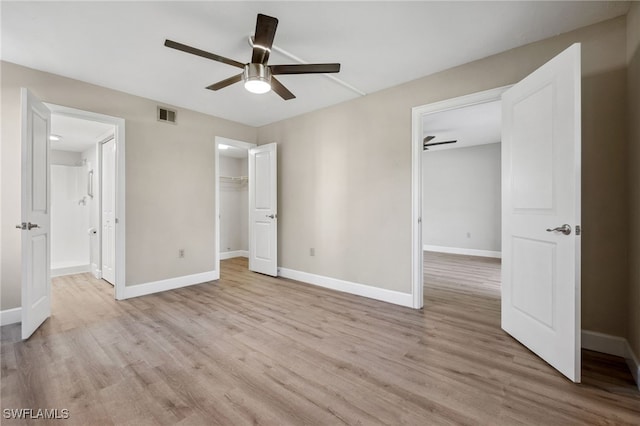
[1,253,638,425]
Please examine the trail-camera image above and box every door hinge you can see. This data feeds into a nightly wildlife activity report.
[115,218,119,224]
[576,225,581,236]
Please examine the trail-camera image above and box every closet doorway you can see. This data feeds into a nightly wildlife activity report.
[215,137,256,274]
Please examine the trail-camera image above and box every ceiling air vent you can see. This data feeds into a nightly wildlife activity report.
[157,106,177,124]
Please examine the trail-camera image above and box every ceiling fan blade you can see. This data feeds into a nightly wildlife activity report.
[164,39,245,69]
[252,14,278,64]
[206,73,244,91]
[423,140,458,150]
[423,135,436,143]
[270,63,341,75]
[270,77,295,100]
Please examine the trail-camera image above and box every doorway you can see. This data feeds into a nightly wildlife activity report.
[49,114,113,281]
[421,100,502,261]
[215,137,256,275]
[46,103,126,299]
[410,86,509,308]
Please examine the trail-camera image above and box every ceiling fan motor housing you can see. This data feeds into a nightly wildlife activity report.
[244,63,271,91]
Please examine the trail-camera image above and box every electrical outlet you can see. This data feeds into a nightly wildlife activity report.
[310,248,315,256]
[179,249,185,258]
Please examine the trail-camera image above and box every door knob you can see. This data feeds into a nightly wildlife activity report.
[546,224,571,235]
[266,214,276,219]
[27,222,39,230]
[15,222,26,230]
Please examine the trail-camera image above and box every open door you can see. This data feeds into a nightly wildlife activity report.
[101,138,116,284]
[502,44,581,382]
[248,143,278,276]
[20,88,52,340]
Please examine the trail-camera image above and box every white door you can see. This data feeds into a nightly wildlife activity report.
[20,88,51,340]
[101,138,116,284]
[248,143,278,276]
[502,44,581,382]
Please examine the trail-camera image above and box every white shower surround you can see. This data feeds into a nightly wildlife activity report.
[51,163,90,276]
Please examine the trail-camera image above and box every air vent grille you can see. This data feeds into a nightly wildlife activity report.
[157,106,177,124]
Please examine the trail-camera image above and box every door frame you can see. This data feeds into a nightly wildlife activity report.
[45,103,126,300]
[410,86,511,309]
[214,136,257,277]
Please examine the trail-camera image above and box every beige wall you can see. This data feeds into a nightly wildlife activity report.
[627,2,640,362]
[1,62,256,310]
[259,17,629,337]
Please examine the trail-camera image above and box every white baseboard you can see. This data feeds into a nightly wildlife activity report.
[0,307,21,326]
[220,250,249,260]
[51,264,91,277]
[278,267,413,308]
[423,244,502,259]
[582,330,640,390]
[123,270,218,300]
[581,330,627,357]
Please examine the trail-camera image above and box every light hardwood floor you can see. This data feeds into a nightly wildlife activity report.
[1,253,638,425]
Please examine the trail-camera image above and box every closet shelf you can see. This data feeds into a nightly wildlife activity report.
[220,175,248,182]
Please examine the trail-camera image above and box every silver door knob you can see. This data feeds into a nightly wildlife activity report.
[266,214,276,219]
[15,222,26,230]
[27,222,39,230]
[546,224,571,235]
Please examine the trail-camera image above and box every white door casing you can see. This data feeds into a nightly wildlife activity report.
[501,44,581,382]
[20,88,52,340]
[101,138,116,284]
[249,143,278,276]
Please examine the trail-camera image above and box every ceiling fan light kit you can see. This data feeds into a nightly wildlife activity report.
[164,13,341,100]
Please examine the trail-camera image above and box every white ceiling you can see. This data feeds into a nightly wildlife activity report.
[50,115,114,152]
[422,100,501,152]
[1,1,630,127]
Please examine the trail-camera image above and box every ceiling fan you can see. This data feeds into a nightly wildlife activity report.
[164,13,341,100]
[423,135,457,150]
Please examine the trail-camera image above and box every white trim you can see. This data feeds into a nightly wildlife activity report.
[122,270,218,300]
[220,250,249,260]
[45,103,126,300]
[411,86,512,310]
[278,268,413,308]
[51,264,91,277]
[581,330,640,390]
[214,137,256,279]
[0,308,22,326]
[423,245,502,259]
[411,101,424,309]
[581,330,628,357]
